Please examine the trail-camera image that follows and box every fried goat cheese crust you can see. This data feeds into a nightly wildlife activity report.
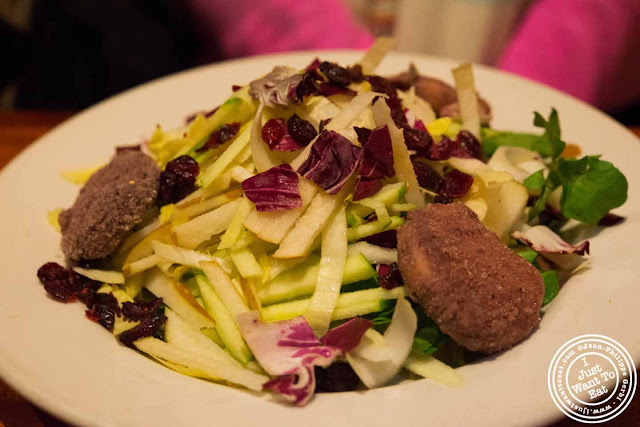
[397,203,544,354]
[59,150,160,261]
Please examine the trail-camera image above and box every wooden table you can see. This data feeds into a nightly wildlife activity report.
[0,111,638,426]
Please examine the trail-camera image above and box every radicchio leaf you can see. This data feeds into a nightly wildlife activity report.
[297,130,362,194]
[320,317,373,352]
[354,125,395,200]
[512,225,590,255]
[242,165,302,212]
[249,66,302,108]
[236,312,370,405]
[362,230,397,248]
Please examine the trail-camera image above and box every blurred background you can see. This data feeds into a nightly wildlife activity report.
[1,0,638,124]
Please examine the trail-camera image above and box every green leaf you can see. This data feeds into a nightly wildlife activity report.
[527,169,561,221]
[556,156,628,224]
[532,108,565,158]
[523,169,545,191]
[516,249,538,264]
[480,129,540,158]
[412,326,441,354]
[541,270,559,306]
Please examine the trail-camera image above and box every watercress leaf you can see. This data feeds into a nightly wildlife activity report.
[557,156,628,224]
[541,270,559,306]
[523,169,545,191]
[412,326,441,354]
[532,108,565,158]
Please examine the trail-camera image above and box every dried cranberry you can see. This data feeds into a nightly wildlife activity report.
[287,114,317,145]
[439,170,474,198]
[69,271,100,306]
[378,263,403,289]
[37,262,67,283]
[456,130,484,161]
[37,262,76,302]
[354,127,372,145]
[122,298,163,321]
[296,69,322,100]
[262,119,286,146]
[218,122,240,144]
[319,62,352,87]
[231,84,242,92]
[386,97,409,130]
[347,64,364,82]
[403,128,433,158]
[365,76,396,98]
[413,161,443,192]
[158,155,199,205]
[119,313,167,348]
[430,136,457,160]
[315,362,360,393]
[93,304,117,331]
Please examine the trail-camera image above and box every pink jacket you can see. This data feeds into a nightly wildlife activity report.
[188,0,639,110]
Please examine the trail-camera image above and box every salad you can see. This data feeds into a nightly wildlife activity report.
[37,39,628,405]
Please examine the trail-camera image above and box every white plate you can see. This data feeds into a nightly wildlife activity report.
[0,51,638,427]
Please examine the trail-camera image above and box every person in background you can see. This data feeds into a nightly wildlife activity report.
[1,0,638,122]
[394,0,639,116]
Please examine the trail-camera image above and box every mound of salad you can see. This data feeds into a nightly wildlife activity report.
[37,39,628,405]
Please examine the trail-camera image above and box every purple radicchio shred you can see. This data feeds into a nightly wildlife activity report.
[378,263,404,289]
[314,362,361,393]
[354,126,372,145]
[439,170,474,198]
[412,160,443,192]
[297,130,362,194]
[185,106,218,124]
[249,66,303,107]
[122,298,164,322]
[362,230,397,248]
[242,164,302,212]
[196,122,240,153]
[598,213,626,227]
[318,119,331,132]
[157,155,199,206]
[306,58,321,71]
[287,114,317,145]
[119,313,167,348]
[403,128,433,158]
[353,125,395,200]
[262,119,303,152]
[353,179,383,201]
[320,317,372,352]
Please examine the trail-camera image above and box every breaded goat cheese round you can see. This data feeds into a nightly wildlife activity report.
[59,150,160,261]
[397,203,544,354]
